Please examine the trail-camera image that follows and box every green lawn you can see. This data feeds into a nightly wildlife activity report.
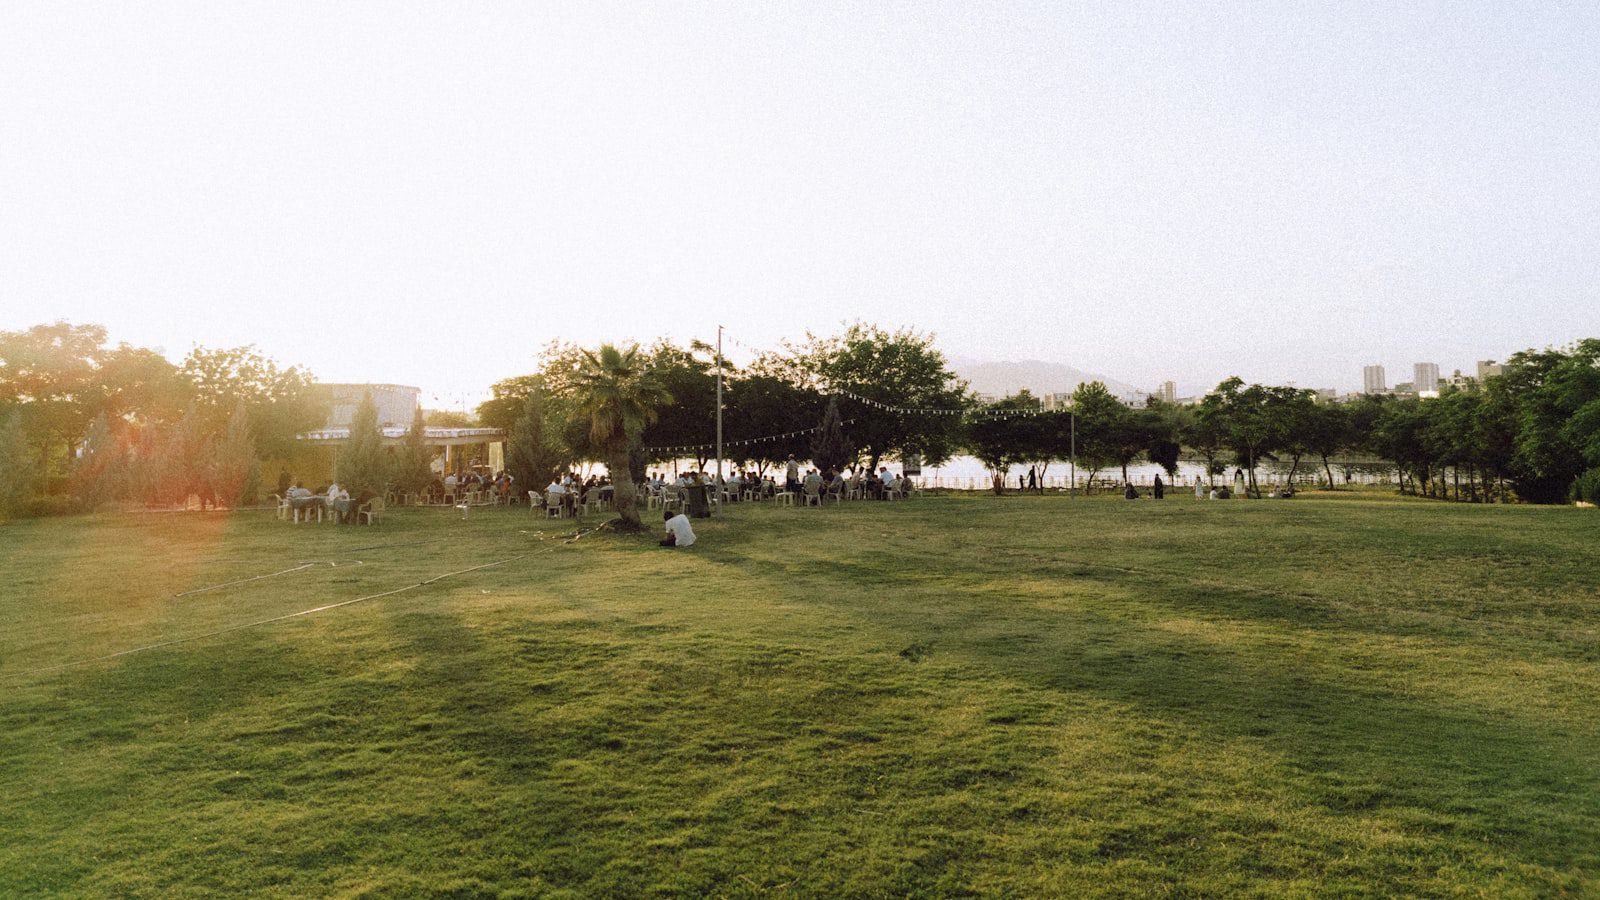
[2,492,1597,896]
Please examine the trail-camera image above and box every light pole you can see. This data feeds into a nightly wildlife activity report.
[715,325,724,514]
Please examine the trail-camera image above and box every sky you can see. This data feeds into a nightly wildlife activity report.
[3,2,1597,407]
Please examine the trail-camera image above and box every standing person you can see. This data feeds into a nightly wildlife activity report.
[1153,474,1165,500]
[1027,466,1038,492]
[1194,475,1205,499]
[785,454,801,496]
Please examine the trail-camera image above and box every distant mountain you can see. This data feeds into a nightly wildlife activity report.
[948,357,1149,403]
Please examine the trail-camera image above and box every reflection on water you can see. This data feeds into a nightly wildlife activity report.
[918,455,1396,489]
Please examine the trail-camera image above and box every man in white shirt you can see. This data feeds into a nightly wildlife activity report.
[325,482,348,506]
[881,468,899,493]
[660,509,696,547]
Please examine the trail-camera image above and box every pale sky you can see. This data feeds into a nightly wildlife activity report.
[3,2,1597,406]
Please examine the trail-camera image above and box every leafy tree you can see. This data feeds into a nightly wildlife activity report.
[1142,399,1189,479]
[964,393,1052,494]
[180,345,324,461]
[0,409,30,517]
[1184,395,1232,487]
[724,372,826,473]
[0,322,114,488]
[1068,382,1125,490]
[476,375,543,433]
[1209,378,1295,497]
[640,341,719,467]
[792,323,968,470]
[569,344,672,532]
[1273,389,1321,486]
[810,397,852,473]
[423,409,477,427]
[1303,402,1352,489]
[335,392,388,499]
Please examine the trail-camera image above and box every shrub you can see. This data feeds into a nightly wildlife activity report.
[1571,468,1600,504]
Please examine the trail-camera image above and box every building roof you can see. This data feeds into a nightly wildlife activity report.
[297,426,503,446]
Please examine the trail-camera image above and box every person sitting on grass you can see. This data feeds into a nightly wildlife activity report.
[1123,482,1140,500]
[660,508,696,548]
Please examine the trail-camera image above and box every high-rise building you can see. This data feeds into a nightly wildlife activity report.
[1362,365,1387,394]
[1413,362,1440,394]
[1155,381,1177,404]
[1477,360,1504,381]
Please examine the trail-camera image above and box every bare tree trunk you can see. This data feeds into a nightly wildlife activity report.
[1322,455,1336,490]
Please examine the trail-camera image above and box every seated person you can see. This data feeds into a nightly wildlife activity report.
[1124,483,1139,500]
[803,469,824,497]
[325,482,348,505]
[660,509,696,548]
[545,478,566,506]
[882,469,900,494]
[287,482,312,500]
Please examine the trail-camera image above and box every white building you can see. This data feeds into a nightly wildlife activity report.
[1413,363,1440,394]
[1155,381,1177,404]
[1362,365,1387,394]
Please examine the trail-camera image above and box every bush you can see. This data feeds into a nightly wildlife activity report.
[1571,468,1600,504]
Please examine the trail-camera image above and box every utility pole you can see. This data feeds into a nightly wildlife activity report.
[1070,409,1076,498]
[715,325,724,514]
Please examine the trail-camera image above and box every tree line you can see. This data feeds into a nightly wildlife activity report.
[0,322,326,517]
[4,319,1598,521]
[492,330,1600,507]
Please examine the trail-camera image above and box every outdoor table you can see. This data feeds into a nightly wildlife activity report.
[331,496,356,523]
[288,495,326,524]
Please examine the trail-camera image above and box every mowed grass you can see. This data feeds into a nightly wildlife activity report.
[1,492,1597,896]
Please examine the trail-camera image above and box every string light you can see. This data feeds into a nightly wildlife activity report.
[644,418,859,455]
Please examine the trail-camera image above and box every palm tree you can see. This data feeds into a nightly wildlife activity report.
[571,344,672,532]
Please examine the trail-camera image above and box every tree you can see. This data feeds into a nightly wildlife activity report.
[810,397,852,473]
[640,341,719,467]
[1273,389,1321,487]
[963,393,1051,494]
[1184,394,1232,488]
[724,371,827,473]
[393,406,435,495]
[0,410,30,517]
[476,375,543,433]
[73,412,125,510]
[163,403,212,508]
[1068,382,1125,490]
[336,391,388,499]
[569,344,673,532]
[506,380,566,492]
[1303,403,1352,489]
[210,400,261,507]
[180,345,324,461]
[1209,378,1294,498]
[792,323,968,470]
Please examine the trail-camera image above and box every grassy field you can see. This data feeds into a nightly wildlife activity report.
[2,491,1597,896]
